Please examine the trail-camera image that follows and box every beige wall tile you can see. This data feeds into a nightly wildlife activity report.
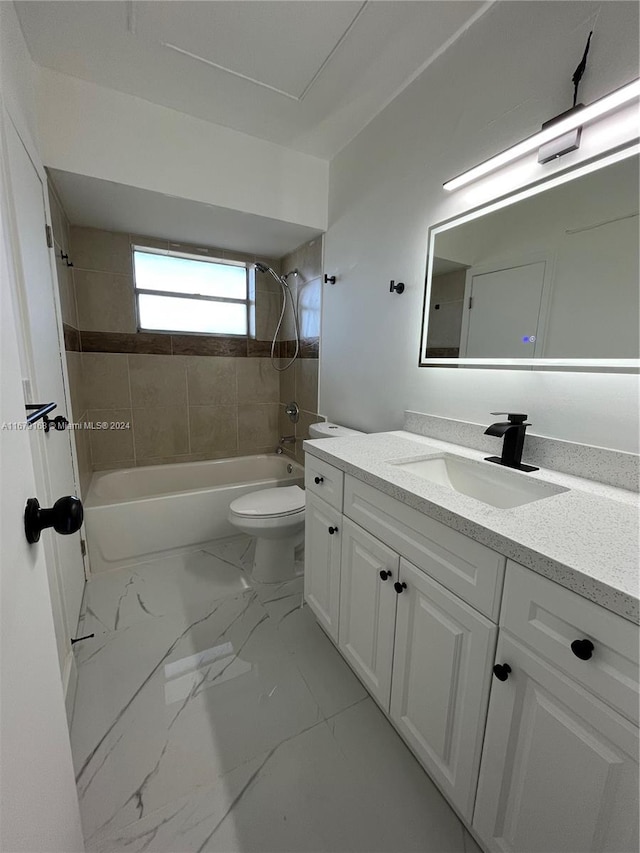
[56,258,78,329]
[74,422,93,496]
[255,260,282,294]
[294,359,318,415]
[279,363,295,405]
[92,459,135,472]
[129,354,187,408]
[255,291,284,341]
[75,270,136,333]
[47,185,65,250]
[82,353,131,409]
[238,403,279,451]
[129,235,169,252]
[70,226,131,275]
[87,409,134,464]
[186,357,237,406]
[298,277,321,340]
[134,450,239,467]
[278,405,296,459]
[133,406,189,459]
[65,351,84,419]
[237,358,279,404]
[295,409,323,465]
[189,406,238,455]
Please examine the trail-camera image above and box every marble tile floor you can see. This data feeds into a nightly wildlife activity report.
[71,535,474,853]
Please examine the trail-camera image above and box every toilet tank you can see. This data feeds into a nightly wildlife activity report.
[308,422,365,439]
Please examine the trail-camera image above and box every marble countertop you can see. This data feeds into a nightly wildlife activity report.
[303,431,639,624]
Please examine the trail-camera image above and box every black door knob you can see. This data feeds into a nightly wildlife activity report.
[24,496,83,544]
[328,526,338,535]
[570,639,595,660]
[493,663,512,681]
[379,570,392,581]
[393,581,407,594]
[314,476,324,484]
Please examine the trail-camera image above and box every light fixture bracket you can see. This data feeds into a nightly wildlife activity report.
[538,103,584,163]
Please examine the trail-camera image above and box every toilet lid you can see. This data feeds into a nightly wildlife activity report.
[229,486,305,518]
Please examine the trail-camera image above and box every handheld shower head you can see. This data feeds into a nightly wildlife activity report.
[255,262,270,274]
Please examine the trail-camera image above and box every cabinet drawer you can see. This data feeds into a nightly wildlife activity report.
[305,456,344,511]
[344,476,505,620]
[502,561,639,724]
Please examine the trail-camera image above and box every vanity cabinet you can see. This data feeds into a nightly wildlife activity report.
[473,633,639,853]
[306,462,499,820]
[304,491,342,642]
[473,564,640,853]
[391,558,497,820]
[338,518,398,708]
[304,454,640,850]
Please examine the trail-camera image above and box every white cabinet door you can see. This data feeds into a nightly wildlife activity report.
[304,492,342,642]
[338,519,399,709]
[474,633,639,853]
[390,558,497,821]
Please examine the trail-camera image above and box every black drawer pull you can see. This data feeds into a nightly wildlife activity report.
[493,663,512,681]
[328,526,338,535]
[314,476,324,484]
[571,639,594,660]
[379,570,392,581]
[394,581,407,594]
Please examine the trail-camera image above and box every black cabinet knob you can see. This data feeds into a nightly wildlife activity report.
[570,639,594,660]
[24,496,83,544]
[314,476,324,484]
[393,581,407,594]
[493,663,512,682]
[379,570,392,581]
[328,526,338,535]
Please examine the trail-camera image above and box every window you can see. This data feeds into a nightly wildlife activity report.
[133,247,249,336]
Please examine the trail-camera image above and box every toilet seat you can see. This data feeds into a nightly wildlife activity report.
[229,485,305,519]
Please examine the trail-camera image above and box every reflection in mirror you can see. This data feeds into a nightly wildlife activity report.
[421,152,639,367]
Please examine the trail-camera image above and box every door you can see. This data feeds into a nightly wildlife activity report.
[474,634,639,853]
[304,492,342,641]
[338,519,398,709]
[0,108,84,850]
[5,117,85,678]
[462,262,546,357]
[390,559,497,821]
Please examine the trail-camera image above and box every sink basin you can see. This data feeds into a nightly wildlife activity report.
[389,454,569,509]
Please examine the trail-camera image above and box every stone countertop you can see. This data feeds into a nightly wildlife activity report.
[303,431,639,624]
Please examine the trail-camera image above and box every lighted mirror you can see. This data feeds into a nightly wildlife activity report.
[420,148,639,369]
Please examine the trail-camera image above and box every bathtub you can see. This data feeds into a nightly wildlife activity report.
[84,454,304,573]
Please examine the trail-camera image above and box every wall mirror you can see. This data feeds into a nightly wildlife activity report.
[419,148,639,370]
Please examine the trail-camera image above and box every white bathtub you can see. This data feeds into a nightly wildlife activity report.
[84,454,304,573]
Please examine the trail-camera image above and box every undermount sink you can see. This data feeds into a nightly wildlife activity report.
[389,453,569,509]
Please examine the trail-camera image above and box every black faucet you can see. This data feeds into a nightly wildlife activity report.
[484,413,539,472]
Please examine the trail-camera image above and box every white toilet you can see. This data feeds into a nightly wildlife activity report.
[228,422,364,583]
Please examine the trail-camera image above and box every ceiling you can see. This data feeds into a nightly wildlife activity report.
[17,1,487,159]
[48,169,322,258]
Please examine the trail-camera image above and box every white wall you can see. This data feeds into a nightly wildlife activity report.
[35,67,329,231]
[322,1,640,452]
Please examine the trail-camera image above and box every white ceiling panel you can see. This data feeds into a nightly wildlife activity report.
[48,169,322,258]
[133,1,365,99]
[17,1,489,159]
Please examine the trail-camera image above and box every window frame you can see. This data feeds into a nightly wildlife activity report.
[132,245,250,337]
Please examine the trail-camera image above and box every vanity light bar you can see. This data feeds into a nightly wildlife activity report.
[443,78,640,192]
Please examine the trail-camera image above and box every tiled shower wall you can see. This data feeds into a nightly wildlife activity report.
[48,181,322,488]
[278,238,323,465]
